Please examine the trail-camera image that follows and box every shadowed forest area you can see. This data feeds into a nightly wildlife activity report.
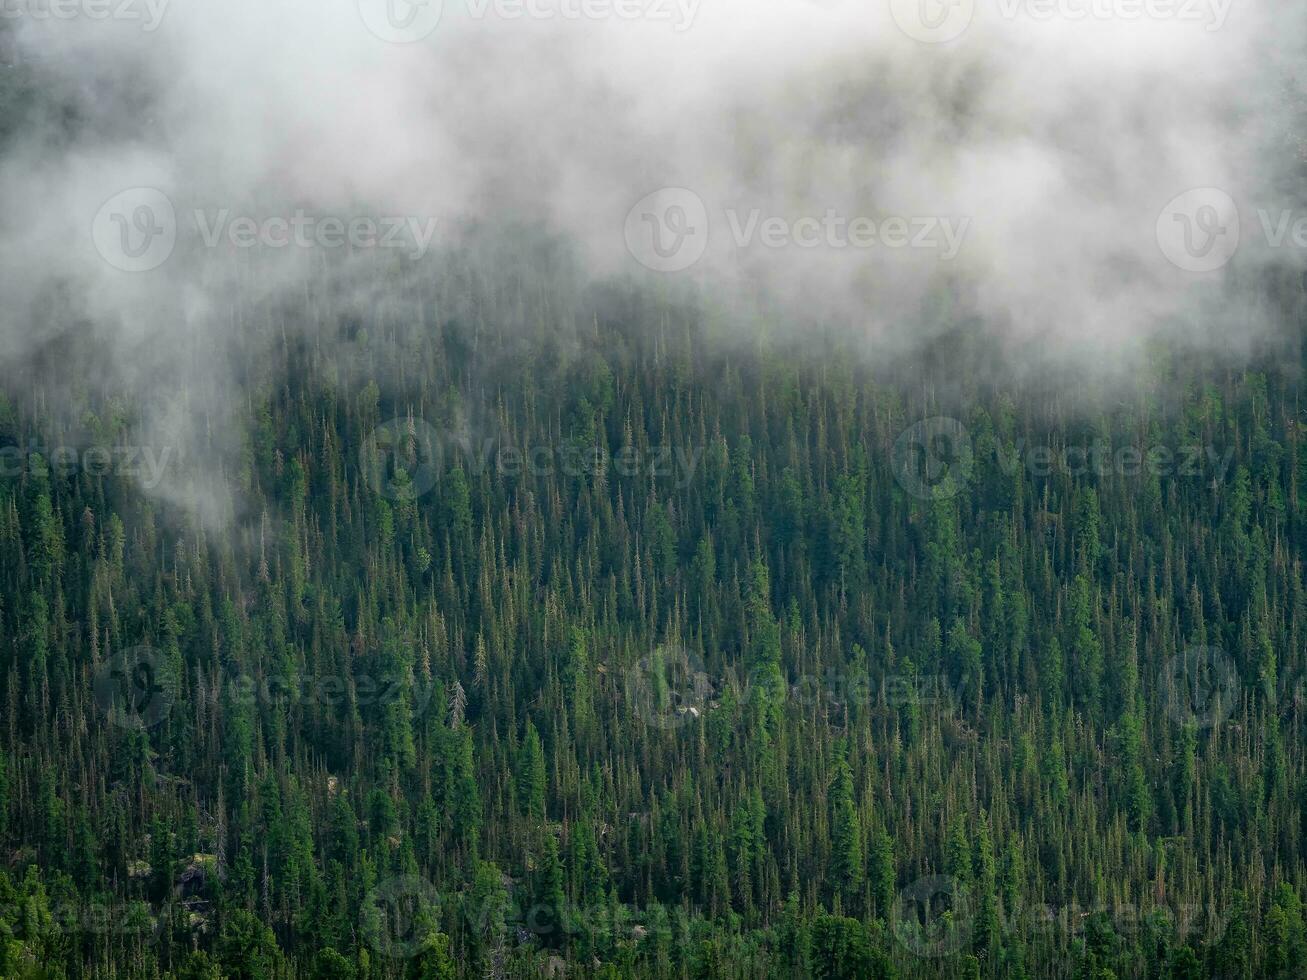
[1,286,1306,977]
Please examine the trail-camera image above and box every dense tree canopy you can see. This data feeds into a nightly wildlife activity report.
[1,277,1306,978]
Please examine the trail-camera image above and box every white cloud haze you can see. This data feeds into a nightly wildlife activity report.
[0,0,1303,520]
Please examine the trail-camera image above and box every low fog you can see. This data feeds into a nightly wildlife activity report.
[0,0,1304,522]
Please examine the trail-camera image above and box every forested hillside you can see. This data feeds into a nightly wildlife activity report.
[0,269,1305,980]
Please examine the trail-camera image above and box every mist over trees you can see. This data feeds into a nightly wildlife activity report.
[0,286,1306,976]
[3,3,1307,978]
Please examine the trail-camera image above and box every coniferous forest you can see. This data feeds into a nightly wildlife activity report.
[2,262,1307,979]
[5,4,1307,979]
